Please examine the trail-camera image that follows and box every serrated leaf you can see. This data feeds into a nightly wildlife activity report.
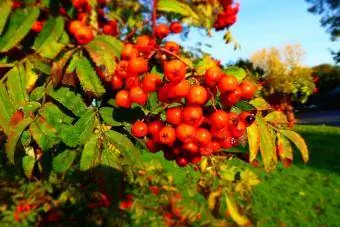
[104,130,141,164]
[58,124,79,147]
[47,86,87,117]
[76,56,105,97]
[226,196,250,226]
[265,111,288,124]
[257,116,277,172]
[100,146,121,170]
[235,101,255,111]
[51,49,77,86]
[247,123,260,162]
[249,98,270,110]
[30,86,45,102]
[22,101,41,116]
[53,149,77,174]
[0,7,40,52]
[90,35,123,58]
[224,67,246,82]
[158,0,199,23]
[80,134,101,171]
[147,92,159,112]
[0,83,13,133]
[28,56,51,75]
[74,109,96,144]
[5,117,34,164]
[39,102,74,125]
[85,36,121,81]
[29,120,60,151]
[99,107,122,127]
[277,133,293,167]
[280,130,308,163]
[0,0,12,35]
[34,16,64,48]
[22,156,36,179]
[195,55,218,76]
[6,65,29,108]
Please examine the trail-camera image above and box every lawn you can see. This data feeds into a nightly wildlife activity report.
[141,124,340,226]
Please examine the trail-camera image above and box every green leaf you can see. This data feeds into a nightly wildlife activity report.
[39,102,74,125]
[235,101,255,111]
[100,146,121,170]
[247,123,260,162]
[53,149,77,174]
[105,130,141,164]
[47,86,87,117]
[76,56,105,97]
[0,0,12,35]
[74,109,97,144]
[99,107,122,127]
[148,92,159,112]
[58,124,79,147]
[0,83,13,133]
[6,65,29,108]
[90,35,123,59]
[224,67,246,82]
[249,98,270,110]
[29,120,60,151]
[277,133,293,167]
[280,130,309,163]
[5,117,34,164]
[22,156,36,179]
[22,101,41,116]
[51,49,77,86]
[84,36,121,81]
[30,86,45,102]
[158,0,199,23]
[194,55,217,76]
[0,7,40,52]
[265,111,288,124]
[257,116,277,172]
[80,134,101,171]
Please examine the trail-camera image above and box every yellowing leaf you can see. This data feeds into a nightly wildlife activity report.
[158,0,200,24]
[250,98,270,110]
[208,190,222,210]
[277,133,293,168]
[226,196,250,226]
[247,123,260,162]
[26,69,39,92]
[265,111,288,124]
[280,130,309,163]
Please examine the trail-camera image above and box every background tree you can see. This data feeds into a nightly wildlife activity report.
[305,0,339,62]
[250,44,315,126]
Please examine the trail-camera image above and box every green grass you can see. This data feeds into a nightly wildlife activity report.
[141,125,340,226]
[249,125,340,227]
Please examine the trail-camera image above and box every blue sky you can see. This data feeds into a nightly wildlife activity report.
[167,0,339,66]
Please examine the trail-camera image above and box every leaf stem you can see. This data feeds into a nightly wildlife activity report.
[159,48,193,69]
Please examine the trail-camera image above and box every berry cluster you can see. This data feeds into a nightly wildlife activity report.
[109,32,256,166]
[214,0,240,30]
[68,0,119,45]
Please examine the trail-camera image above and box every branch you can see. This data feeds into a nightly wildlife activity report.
[159,48,193,69]
[152,0,158,38]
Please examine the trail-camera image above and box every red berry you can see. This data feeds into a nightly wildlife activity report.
[164,60,187,82]
[164,41,180,54]
[127,57,148,76]
[116,90,131,108]
[111,76,123,90]
[182,141,199,155]
[239,111,256,126]
[172,80,191,98]
[170,22,183,34]
[149,186,160,195]
[205,66,222,87]
[155,24,170,39]
[74,26,94,45]
[146,139,162,153]
[166,107,182,125]
[220,88,242,106]
[221,137,237,149]
[182,106,203,126]
[176,124,196,143]
[141,73,161,92]
[159,126,176,145]
[135,35,156,54]
[129,86,148,105]
[68,20,84,35]
[239,81,256,99]
[195,128,212,146]
[230,121,246,138]
[148,120,164,139]
[115,60,129,79]
[31,21,44,32]
[217,74,238,93]
[131,121,148,138]
[121,44,139,60]
[186,85,208,105]
[103,20,119,36]
[125,77,140,89]
[210,110,229,129]
[176,156,188,167]
[189,154,202,164]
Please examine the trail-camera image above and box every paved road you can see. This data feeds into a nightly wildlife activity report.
[296,110,340,126]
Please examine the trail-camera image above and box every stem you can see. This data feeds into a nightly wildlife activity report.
[207,89,218,110]
[159,48,193,69]
[152,0,158,38]
[125,28,137,41]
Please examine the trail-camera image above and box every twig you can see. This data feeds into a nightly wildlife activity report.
[152,0,158,38]
[125,28,137,41]
[207,89,218,110]
[159,48,193,69]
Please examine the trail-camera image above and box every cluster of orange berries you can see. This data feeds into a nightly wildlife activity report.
[109,31,256,166]
[13,203,33,222]
[214,0,240,30]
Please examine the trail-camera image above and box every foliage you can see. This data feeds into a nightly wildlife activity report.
[0,0,309,226]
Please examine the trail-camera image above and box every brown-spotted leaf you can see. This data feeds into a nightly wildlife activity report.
[51,49,77,86]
